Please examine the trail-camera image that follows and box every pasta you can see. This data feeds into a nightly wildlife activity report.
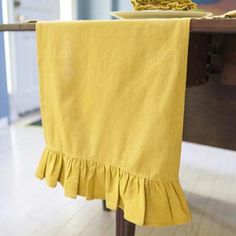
[131,0,197,11]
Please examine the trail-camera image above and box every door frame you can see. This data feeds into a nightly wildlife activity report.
[2,0,19,122]
[60,0,78,20]
[2,0,77,123]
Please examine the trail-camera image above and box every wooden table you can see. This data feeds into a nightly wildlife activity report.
[1,19,236,88]
[1,19,236,236]
[1,19,236,33]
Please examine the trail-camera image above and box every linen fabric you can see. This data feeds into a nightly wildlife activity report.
[35,19,191,227]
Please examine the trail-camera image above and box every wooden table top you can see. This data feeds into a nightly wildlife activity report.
[0,19,236,33]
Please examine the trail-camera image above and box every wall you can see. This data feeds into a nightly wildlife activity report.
[116,0,132,11]
[77,0,132,19]
[0,1,9,121]
[78,0,111,19]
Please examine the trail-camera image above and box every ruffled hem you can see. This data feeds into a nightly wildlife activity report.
[35,147,191,226]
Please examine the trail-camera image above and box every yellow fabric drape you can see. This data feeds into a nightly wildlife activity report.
[35,19,191,227]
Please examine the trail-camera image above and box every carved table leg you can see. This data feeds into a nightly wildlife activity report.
[116,208,136,236]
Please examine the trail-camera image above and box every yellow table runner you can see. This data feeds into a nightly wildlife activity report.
[35,19,191,227]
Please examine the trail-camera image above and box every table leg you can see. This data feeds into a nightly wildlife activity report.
[116,208,136,236]
[102,200,111,212]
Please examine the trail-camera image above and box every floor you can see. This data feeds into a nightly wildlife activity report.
[0,125,236,236]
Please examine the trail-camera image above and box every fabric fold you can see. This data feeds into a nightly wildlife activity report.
[36,147,191,226]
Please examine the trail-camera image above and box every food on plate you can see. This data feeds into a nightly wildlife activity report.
[130,0,197,11]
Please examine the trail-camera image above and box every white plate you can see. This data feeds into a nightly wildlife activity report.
[110,10,212,19]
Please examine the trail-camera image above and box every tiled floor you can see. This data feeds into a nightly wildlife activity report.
[0,125,236,236]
